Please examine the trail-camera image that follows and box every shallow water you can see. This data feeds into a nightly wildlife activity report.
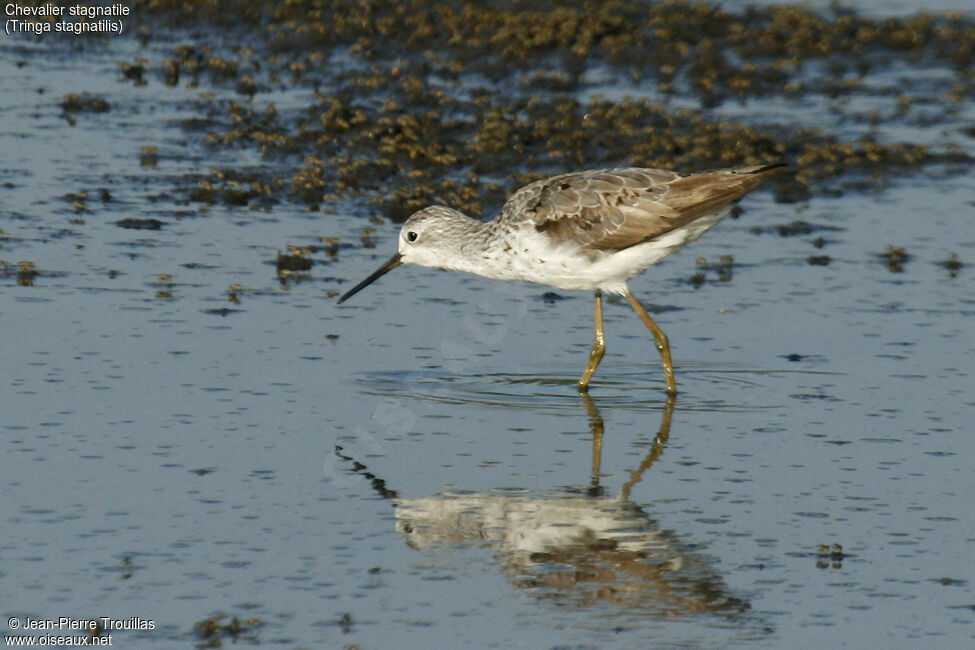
[2,6,974,649]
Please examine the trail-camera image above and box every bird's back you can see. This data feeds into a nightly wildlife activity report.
[497,164,785,253]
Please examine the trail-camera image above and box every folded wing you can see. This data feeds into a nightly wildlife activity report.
[501,165,785,251]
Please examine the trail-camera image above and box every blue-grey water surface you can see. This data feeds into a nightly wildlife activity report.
[2,5,974,649]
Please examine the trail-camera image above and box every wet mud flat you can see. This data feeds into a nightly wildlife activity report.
[6,0,971,308]
[1,1,974,649]
[124,0,972,216]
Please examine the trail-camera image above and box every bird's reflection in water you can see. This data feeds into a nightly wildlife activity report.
[391,395,748,618]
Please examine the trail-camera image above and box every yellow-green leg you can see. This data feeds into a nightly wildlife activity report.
[624,291,678,395]
[577,290,606,393]
[621,392,675,501]
[579,392,605,493]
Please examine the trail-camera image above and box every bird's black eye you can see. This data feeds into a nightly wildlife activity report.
[407,231,418,242]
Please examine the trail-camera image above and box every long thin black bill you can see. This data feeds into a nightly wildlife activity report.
[337,253,403,304]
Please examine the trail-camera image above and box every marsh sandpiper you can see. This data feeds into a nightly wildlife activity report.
[338,164,785,394]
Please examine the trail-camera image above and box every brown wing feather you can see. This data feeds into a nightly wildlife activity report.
[500,165,785,251]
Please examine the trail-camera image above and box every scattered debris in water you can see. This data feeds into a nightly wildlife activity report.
[153,274,174,299]
[119,59,147,85]
[815,543,846,569]
[689,256,734,287]
[750,220,843,237]
[139,146,159,167]
[690,258,708,289]
[116,218,165,230]
[16,261,38,287]
[204,307,242,316]
[879,245,910,272]
[276,249,313,271]
[540,291,567,303]
[716,255,734,282]
[192,615,262,648]
[276,248,313,286]
[61,92,109,114]
[114,1,973,221]
[228,283,242,304]
[940,252,963,277]
[359,226,377,249]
